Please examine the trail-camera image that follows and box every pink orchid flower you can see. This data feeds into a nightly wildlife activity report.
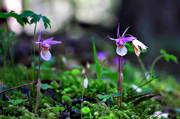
[108,24,147,56]
[36,30,62,61]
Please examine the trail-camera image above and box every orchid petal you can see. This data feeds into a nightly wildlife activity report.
[46,40,62,45]
[35,42,41,44]
[117,24,120,38]
[123,36,135,42]
[132,43,140,56]
[40,50,52,61]
[43,37,54,42]
[116,46,127,56]
[116,38,124,46]
[43,37,62,45]
[107,35,116,40]
[38,30,43,42]
[132,39,148,50]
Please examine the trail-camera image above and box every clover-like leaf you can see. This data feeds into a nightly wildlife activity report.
[160,49,178,63]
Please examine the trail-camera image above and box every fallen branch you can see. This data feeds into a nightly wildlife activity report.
[0,81,36,94]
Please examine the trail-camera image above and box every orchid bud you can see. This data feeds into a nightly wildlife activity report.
[83,78,88,88]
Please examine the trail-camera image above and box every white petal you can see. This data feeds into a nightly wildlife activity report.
[83,78,88,88]
[116,46,127,56]
[132,39,147,50]
[40,50,52,61]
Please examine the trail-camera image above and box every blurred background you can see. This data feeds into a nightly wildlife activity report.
[0,0,180,79]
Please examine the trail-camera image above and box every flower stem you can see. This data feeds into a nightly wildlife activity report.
[150,55,164,75]
[118,56,123,109]
[35,44,41,114]
[137,56,147,79]
[33,23,37,81]
[81,87,84,119]
[6,19,17,80]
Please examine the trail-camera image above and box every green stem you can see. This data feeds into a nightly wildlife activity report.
[137,56,147,78]
[150,55,164,75]
[6,19,17,80]
[81,87,84,119]
[33,23,37,81]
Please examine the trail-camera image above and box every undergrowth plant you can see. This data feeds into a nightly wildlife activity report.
[107,24,147,108]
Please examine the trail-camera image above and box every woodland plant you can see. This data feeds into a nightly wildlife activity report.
[107,24,147,108]
[34,30,61,113]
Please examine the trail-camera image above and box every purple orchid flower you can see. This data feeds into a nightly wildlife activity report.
[36,30,62,61]
[108,24,147,56]
[97,52,107,61]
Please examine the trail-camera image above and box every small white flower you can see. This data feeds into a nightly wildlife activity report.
[145,72,150,80]
[131,84,142,93]
[132,39,148,56]
[83,78,88,88]
[149,111,168,119]
[40,50,52,61]
[116,46,127,56]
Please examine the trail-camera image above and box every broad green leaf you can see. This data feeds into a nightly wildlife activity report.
[92,38,102,80]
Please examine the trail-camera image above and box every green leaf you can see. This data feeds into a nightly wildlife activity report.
[81,107,90,114]
[40,83,52,90]
[21,10,35,18]
[30,14,41,24]
[160,49,178,63]
[125,43,134,52]
[60,107,65,112]
[20,10,35,24]
[0,28,5,33]
[160,49,166,55]
[97,94,105,99]
[112,92,121,97]
[71,69,81,75]
[8,11,24,27]
[52,107,60,113]
[0,12,8,18]
[92,38,102,80]
[62,95,72,103]
[51,81,59,89]
[42,16,51,29]
[9,99,23,105]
